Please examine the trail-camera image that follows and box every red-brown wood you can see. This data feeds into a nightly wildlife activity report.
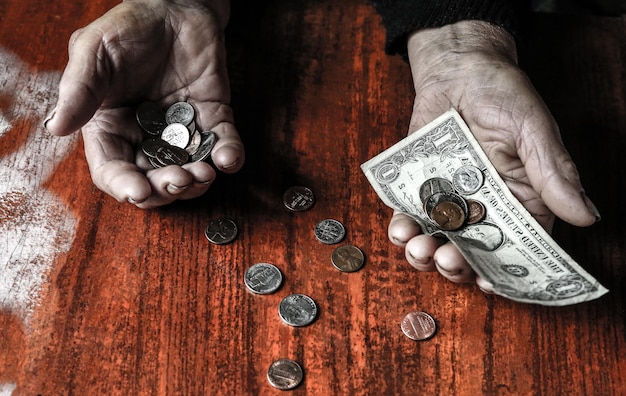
[1,1,625,394]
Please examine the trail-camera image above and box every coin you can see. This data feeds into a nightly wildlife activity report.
[185,130,202,155]
[141,136,167,158]
[419,177,454,205]
[466,199,487,224]
[161,123,190,149]
[136,101,167,135]
[424,191,468,223]
[401,311,437,341]
[204,218,238,245]
[244,263,283,294]
[190,131,217,163]
[331,244,365,272]
[165,101,195,126]
[278,294,318,327]
[155,144,189,166]
[266,359,304,390]
[314,219,345,244]
[283,186,315,212]
[430,201,467,231]
[452,165,484,195]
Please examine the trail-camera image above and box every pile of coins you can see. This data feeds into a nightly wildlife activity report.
[203,184,431,388]
[135,101,218,168]
[419,165,487,231]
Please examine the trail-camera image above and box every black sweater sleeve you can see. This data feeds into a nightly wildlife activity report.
[372,0,528,57]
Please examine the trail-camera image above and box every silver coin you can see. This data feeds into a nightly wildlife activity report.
[266,359,303,390]
[419,177,454,205]
[190,131,218,163]
[161,123,190,149]
[423,191,468,225]
[278,294,318,327]
[148,156,163,169]
[204,218,238,245]
[244,263,283,294]
[331,244,365,272]
[165,101,195,126]
[141,136,167,158]
[136,101,167,135]
[452,165,484,195]
[185,130,203,155]
[283,186,315,212]
[401,311,437,341]
[314,219,345,244]
[155,144,189,166]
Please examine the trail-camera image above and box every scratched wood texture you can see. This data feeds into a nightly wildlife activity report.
[0,0,625,394]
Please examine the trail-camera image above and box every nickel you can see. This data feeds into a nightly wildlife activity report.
[244,263,283,294]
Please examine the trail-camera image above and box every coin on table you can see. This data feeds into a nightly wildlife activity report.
[136,101,167,135]
[419,177,454,205]
[401,311,437,341]
[331,244,365,272]
[283,186,315,212]
[278,294,318,327]
[155,144,189,166]
[466,199,487,224]
[267,358,304,390]
[190,131,218,163]
[430,200,467,231]
[244,263,283,294]
[314,219,345,244]
[165,101,195,126]
[161,123,190,149]
[205,218,238,245]
[452,165,484,195]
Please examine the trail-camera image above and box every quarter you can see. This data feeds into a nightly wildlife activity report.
[278,294,318,327]
[161,123,190,149]
[401,311,437,341]
[331,244,365,272]
[204,218,238,245]
[266,359,304,390]
[165,101,195,126]
[244,263,283,294]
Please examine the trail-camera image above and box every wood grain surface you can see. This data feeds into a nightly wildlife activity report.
[1,0,625,395]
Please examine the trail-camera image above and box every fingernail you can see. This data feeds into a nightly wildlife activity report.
[221,158,240,169]
[43,106,57,132]
[198,178,214,186]
[167,183,189,195]
[128,196,147,205]
[582,193,601,222]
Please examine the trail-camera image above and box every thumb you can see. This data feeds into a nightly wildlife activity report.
[44,28,109,136]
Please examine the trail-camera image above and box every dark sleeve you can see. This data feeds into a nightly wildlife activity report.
[372,0,529,57]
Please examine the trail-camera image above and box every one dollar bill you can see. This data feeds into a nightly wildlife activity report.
[361,109,608,306]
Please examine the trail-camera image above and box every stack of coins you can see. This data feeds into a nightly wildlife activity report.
[136,101,218,168]
[419,165,487,231]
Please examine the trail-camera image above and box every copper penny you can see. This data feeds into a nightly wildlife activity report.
[267,358,304,390]
[466,199,487,224]
[429,201,466,231]
[331,244,365,272]
[401,311,437,341]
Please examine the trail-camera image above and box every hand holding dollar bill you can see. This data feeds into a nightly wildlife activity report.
[361,109,608,306]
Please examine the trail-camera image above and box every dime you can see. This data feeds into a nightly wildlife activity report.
[165,101,195,126]
[266,359,304,390]
[155,144,189,166]
[136,101,167,135]
[430,200,467,231]
[278,294,318,327]
[419,177,454,205]
[244,263,283,294]
[466,199,487,224]
[205,218,238,245]
[452,165,484,195]
[401,311,437,341]
[161,123,190,149]
[190,131,218,163]
[314,219,346,244]
[331,244,365,272]
[283,186,315,212]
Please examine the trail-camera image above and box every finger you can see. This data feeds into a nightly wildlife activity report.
[388,211,422,246]
[45,28,109,136]
[476,276,495,294]
[132,166,197,209]
[405,234,446,272]
[433,242,476,283]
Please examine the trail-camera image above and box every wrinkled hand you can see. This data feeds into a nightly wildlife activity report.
[45,0,243,208]
[389,21,600,291]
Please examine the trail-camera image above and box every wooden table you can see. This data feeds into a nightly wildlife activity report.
[1,1,625,394]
